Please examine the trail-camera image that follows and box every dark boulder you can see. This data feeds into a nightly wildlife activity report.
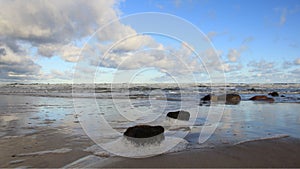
[124,125,165,145]
[167,110,190,121]
[227,94,241,104]
[124,125,164,138]
[219,94,241,105]
[200,94,241,105]
[249,95,274,102]
[249,95,268,100]
[268,92,279,97]
[249,88,256,92]
[200,94,211,101]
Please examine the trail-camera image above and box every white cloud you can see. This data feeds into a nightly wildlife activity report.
[0,45,41,80]
[294,58,300,65]
[275,6,300,26]
[112,34,159,52]
[247,60,275,74]
[0,0,145,62]
[37,44,61,58]
[248,60,274,69]
[102,42,204,75]
[60,45,82,62]
[226,37,251,63]
[282,58,300,68]
[282,61,293,69]
[173,0,181,7]
[0,0,161,81]
[223,63,243,73]
[206,31,227,41]
[206,31,218,41]
[0,0,118,41]
[280,8,287,25]
[0,0,242,83]
[227,49,240,62]
[226,46,247,62]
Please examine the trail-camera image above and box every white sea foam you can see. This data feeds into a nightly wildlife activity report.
[63,155,103,168]
[165,138,189,154]
[9,159,25,165]
[234,134,289,145]
[1,83,299,102]
[15,148,72,157]
[84,145,111,157]
[1,115,19,122]
[100,136,188,158]
[2,135,24,139]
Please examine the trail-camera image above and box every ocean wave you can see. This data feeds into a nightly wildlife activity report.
[1,83,300,102]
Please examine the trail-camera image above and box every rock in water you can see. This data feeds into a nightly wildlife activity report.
[124,125,164,138]
[200,94,241,105]
[218,94,241,105]
[268,91,279,97]
[200,94,211,101]
[249,95,268,100]
[167,110,190,121]
[249,95,275,102]
[226,94,241,104]
[124,125,165,145]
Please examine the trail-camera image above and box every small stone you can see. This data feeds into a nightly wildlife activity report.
[249,95,274,102]
[167,110,190,121]
[268,92,279,97]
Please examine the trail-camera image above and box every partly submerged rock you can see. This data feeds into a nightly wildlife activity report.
[268,91,279,97]
[218,94,241,105]
[200,94,211,102]
[200,94,241,105]
[249,95,274,102]
[124,125,164,138]
[167,110,190,121]
[124,125,165,145]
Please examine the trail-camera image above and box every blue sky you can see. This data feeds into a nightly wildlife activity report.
[0,0,299,83]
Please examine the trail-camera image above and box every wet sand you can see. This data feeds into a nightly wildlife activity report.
[91,137,300,168]
[0,128,94,168]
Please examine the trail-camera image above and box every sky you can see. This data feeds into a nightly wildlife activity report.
[0,0,299,83]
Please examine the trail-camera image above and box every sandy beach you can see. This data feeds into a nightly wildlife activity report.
[0,127,93,168]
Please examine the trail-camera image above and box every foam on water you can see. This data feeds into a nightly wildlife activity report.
[84,145,112,157]
[14,148,72,157]
[84,136,189,158]
[1,83,299,102]
[63,155,104,168]
[100,136,188,158]
[234,134,290,145]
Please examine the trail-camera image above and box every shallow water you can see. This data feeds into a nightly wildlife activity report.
[187,101,300,149]
[0,83,300,157]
